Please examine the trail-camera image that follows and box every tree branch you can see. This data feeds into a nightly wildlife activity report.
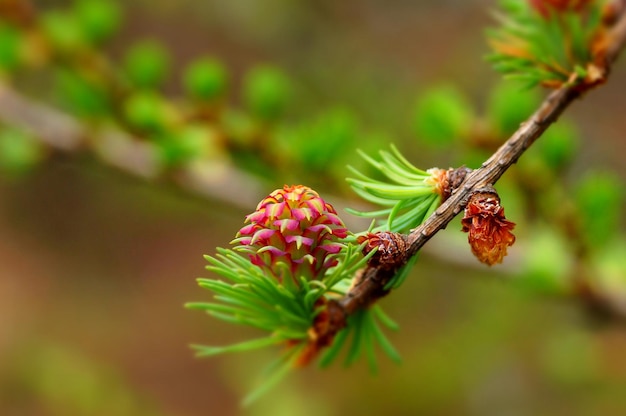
[335,4,626,323]
[0,82,267,208]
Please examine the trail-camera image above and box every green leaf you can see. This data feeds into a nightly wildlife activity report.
[41,11,85,53]
[517,226,573,295]
[54,68,111,118]
[413,84,473,147]
[486,80,540,136]
[347,146,440,232]
[344,310,365,367]
[387,195,435,232]
[385,253,419,290]
[535,121,579,169]
[123,91,171,132]
[575,171,624,249]
[487,0,604,87]
[371,314,402,364]
[183,57,229,101]
[242,346,303,406]
[191,337,280,357]
[272,107,357,174]
[362,312,379,374]
[243,65,292,121]
[372,305,399,331]
[318,327,350,368]
[74,0,122,44]
[0,23,22,71]
[124,40,170,89]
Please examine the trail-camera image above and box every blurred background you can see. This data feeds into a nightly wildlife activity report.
[1,0,626,415]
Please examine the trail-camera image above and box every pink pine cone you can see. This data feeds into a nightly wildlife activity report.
[234,185,348,283]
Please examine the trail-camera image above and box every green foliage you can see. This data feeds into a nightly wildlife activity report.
[176,124,223,161]
[517,226,573,295]
[413,85,472,147]
[347,145,441,233]
[123,91,175,133]
[592,238,626,297]
[40,10,85,54]
[0,127,43,175]
[123,41,171,89]
[186,238,406,403]
[515,119,580,190]
[575,171,624,249]
[154,132,195,167]
[221,109,257,147]
[54,68,111,118]
[535,121,579,170]
[190,249,312,341]
[0,23,22,72]
[243,65,292,121]
[487,0,605,88]
[276,107,357,172]
[319,305,401,373]
[189,243,371,347]
[183,57,229,101]
[486,80,540,135]
[74,0,122,44]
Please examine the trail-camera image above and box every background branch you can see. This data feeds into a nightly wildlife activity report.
[0,82,267,207]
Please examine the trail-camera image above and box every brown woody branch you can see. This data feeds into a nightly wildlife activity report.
[323,4,626,339]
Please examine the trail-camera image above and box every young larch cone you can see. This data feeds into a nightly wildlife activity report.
[461,188,516,266]
[234,185,348,284]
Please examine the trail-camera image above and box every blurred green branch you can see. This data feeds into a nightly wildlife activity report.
[0,80,266,207]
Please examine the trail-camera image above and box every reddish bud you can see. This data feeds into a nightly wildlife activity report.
[357,231,408,270]
[432,166,472,202]
[461,188,516,266]
[530,0,593,17]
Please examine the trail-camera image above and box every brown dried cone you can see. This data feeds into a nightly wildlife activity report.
[461,186,516,266]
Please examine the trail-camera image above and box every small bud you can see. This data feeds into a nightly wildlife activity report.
[357,231,408,270]
[461,187,516,266]
[430,166,472,202]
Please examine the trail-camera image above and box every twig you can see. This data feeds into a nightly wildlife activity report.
[334,5,626,323]
[0,82,84,151]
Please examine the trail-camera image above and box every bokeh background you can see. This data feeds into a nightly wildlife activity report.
[1,0,626,415]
